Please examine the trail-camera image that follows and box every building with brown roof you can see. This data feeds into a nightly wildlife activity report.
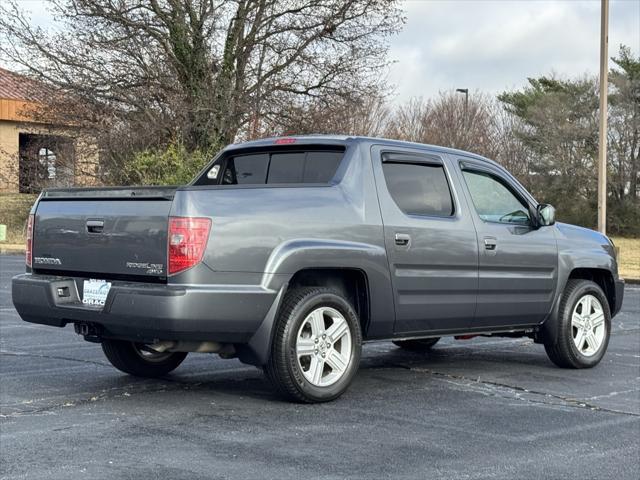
[0,67,98,193]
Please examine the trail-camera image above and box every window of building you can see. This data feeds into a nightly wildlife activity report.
[38,148,57,179]
[18,134,74,193]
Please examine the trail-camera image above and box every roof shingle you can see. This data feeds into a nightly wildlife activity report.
[0,67,50,102]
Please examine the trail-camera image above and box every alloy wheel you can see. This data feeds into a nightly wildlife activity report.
[571,294,606,357]
[295,306,352,387]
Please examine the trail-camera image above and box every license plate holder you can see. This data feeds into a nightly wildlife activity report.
[82,279,112,307]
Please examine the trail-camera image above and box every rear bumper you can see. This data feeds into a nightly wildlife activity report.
[11,274,278,344]
[613,278,625,317]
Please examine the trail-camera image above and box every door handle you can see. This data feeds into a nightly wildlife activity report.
[395,233,411,246]
[484,237,497,250]
[86,219,104,234]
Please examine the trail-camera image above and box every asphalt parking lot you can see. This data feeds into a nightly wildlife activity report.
[1,254,639,480]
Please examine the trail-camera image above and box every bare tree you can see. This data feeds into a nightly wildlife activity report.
[0,0,403,182]
[269,84,392,138]
[385,91,532,186]
[386,92,514,155]
[384,97,430,142]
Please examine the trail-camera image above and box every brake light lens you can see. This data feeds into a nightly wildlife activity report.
[274,137,296,145]
[168,217,211,275]
[26,214,34,268]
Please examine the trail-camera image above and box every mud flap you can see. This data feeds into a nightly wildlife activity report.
[236,284,287,366]
[539,292,563,345]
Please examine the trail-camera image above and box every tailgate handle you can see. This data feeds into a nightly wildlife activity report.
[86,220,104,234]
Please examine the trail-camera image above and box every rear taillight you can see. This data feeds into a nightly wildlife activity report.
[168,217,211,275]
[26,214,34,268]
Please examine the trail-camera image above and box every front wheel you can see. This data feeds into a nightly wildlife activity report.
[544,279,611,368]
[102,339,188,377]
[265,287,362,403]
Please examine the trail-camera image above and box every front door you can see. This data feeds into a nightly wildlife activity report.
[456,159,558,328]
[371,146,479,335]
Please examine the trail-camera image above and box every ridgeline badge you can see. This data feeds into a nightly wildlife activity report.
[126,262,164,275]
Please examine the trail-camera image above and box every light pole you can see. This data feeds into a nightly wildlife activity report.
[456,88,469,127]
[597,0,609,235]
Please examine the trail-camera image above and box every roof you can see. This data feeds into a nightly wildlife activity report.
[229,134,490,163]
[0,67,49,102]
[224,134,531,201]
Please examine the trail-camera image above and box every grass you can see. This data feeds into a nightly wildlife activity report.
[611,237,640,281]
[0,193,638,279]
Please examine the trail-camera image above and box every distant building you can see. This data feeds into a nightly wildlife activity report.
[0,67,98,193]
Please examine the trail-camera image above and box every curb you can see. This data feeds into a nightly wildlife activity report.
[0,246,24,255]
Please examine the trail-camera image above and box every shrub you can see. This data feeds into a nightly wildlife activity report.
[122,142,215,186]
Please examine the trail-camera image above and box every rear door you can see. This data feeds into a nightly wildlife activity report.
[371,145,478,335]
[455,158,558,327]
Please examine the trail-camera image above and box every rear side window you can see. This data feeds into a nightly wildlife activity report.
[222,154,269,184]
[202,149,345,186]
[268,151,343,183]
[382,162,454,217]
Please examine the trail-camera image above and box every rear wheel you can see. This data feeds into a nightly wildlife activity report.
[393,337,440,351]
[101,339,188,377]
[544,279,611,368]
[265,287,362,403]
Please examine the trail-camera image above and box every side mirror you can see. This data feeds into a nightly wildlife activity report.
[537,204,556,226]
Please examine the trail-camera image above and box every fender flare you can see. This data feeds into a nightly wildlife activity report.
[540,252,616,345]
[236,239,391,366]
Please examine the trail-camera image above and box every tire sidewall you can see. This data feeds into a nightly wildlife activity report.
[561,281,611,367]
[101,339,187,377]
[282,291,362,402]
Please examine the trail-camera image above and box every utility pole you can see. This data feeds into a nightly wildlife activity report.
[597,0,609,234]
[456,88,469,128]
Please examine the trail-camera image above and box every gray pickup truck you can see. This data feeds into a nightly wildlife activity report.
[12,135,624,402]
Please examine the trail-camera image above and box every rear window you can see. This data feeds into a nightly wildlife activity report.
[382,162,454,217]
[197,149,344,186]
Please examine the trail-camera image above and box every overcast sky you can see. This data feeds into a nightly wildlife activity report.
[11,0,640,104]
[388,0,640,102]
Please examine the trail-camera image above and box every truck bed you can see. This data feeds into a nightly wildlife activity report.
[40,186,178,200]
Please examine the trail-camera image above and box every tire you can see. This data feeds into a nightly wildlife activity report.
[264,287,362,403]
[544,279,611,369]
[101,339,188,377]
[393,337,440,351]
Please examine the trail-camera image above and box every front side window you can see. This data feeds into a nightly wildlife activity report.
[382,162,454,217]
[462,170,530,224]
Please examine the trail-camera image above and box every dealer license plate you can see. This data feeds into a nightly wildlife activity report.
[82,279,112,307]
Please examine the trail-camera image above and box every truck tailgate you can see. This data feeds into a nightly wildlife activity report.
[32,189,174,280]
